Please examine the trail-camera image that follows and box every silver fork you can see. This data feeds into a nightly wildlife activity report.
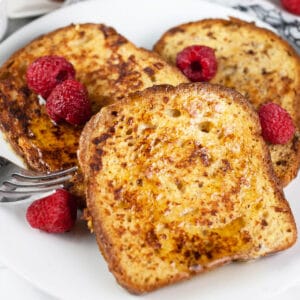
[0,156,77,203]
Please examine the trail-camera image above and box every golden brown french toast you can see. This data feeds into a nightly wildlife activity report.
[0,23,187,202]
[78,83,296,294]
[154,18,300,186]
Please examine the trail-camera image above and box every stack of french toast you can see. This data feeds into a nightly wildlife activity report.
[0,17,300,294]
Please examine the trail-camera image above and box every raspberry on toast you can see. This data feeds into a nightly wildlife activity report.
[0,23,187,202]
[78,83,296,294]
[154,18,300,186]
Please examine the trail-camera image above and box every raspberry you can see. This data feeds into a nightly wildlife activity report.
[46,79,92,125]
[281,0,300,15]
[26,189,77,233]
[176,45,217,82]
[26,56,76,99]
[258,103,295,144]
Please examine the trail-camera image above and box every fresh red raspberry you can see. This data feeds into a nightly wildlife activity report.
[26,189,77,233]
[176,45,217,82]
[281,0,300,15]
[258,103,295,144]
[46,79,92,125]
[26,55,76,99]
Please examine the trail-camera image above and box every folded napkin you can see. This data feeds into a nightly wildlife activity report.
[7,0,64,19]
[0,0,7,40]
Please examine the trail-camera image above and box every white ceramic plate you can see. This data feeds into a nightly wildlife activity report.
[0,1,300,299]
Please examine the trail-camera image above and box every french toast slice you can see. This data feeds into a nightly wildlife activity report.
[78,83,296,294]
[0,23,187,201]
[154,18,300,186]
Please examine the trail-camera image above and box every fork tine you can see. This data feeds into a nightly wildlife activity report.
[12,166,78,181]
[0,185,63,199]
[3,174,72,189]
[0,195,30,202]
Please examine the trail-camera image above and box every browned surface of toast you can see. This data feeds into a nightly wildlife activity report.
[0,23,187,201]
[154,18,300,186]
[78,83,296,294]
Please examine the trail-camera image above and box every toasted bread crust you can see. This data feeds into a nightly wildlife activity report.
[79,83,296,294]
[0,23,187,203]
[154,18,300,186]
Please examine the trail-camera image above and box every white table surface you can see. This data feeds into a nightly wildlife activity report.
[0,0,299,299]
